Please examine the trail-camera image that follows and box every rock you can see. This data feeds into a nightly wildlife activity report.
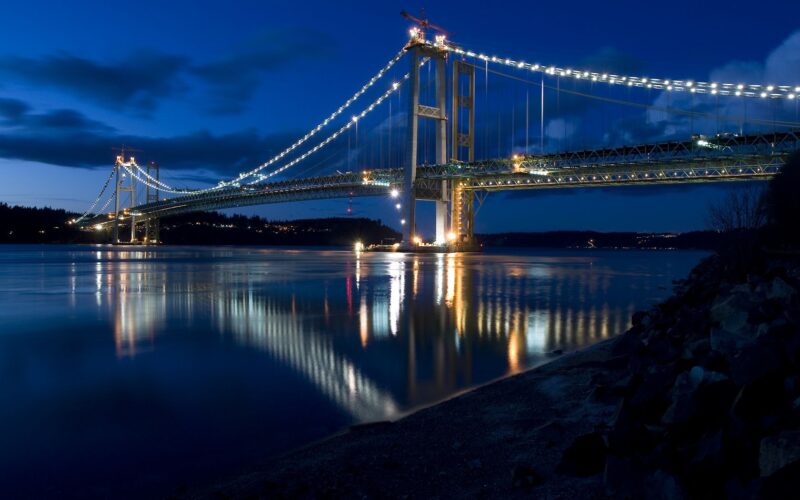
[759,431,800,477]
[689,365,705,386]
[662,371,701,425]
[511,464,544,489]
[710,328,755,360]
[645,469,686,500]
[663,369,735,431]
[767,277,796,302]
[710,289,753,333]
[556,432,607,477]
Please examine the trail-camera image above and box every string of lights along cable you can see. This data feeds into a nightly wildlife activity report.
[74,167,115,223]
[441,43,799,99]
[123,47,410,196]
[75,33,800,224]
[103,61,420,198]
[250,63,426,185]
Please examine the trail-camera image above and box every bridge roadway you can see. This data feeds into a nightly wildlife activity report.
[83,130,799,227]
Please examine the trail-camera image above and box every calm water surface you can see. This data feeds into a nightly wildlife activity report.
[0,245,707,497]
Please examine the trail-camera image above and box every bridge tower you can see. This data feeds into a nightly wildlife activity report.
[112,154,136,244]
[450,60,476,247]
[143,161,160,244]
[401,36,449,249]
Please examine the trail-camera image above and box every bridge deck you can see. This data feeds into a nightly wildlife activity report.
[79,130,798,227]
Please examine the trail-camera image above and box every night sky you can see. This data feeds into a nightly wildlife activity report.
[1,0,799,235]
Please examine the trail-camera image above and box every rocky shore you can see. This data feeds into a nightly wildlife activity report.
[199,254,800,499]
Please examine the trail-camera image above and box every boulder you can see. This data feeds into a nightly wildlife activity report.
[710,289,753,333]
[645,469,686,500]
[767,277,796,302]
[759,431,800,477]
[662,371,702,425]
[710,328,755,360]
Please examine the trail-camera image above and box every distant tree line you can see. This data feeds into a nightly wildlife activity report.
[707,151,800,276]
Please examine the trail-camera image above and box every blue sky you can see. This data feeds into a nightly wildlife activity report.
[1,0,799,234]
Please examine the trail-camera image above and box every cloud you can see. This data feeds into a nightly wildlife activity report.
[191,28,337,114]
[0,28,337,116]
[0,51,189,113]
[0,98,30,121]
[0,98,114,133]
[0,100,299,176]
[639,30,800,140]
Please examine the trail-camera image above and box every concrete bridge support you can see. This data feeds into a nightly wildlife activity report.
[450,60,477,247]
[112,156,136,244]
[401,42,449,249]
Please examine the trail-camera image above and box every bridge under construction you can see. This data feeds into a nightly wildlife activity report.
[73,18,800,250]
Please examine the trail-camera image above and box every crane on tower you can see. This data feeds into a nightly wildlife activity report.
[401,10,451,45]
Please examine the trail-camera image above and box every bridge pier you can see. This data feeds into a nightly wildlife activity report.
[401,41,448,250]
[449,60,477,249]
[112,155,136,244]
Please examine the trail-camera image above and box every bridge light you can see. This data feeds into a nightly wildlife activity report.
[354,241,364,252]
[789,94,796,99]
[390,188,399,198]
[395,203,401,210]
[737,84,744,90]
[760,92,768,98]
[796,86,800,92]
[735,91,742,96]
[413,236,422,245]
[711,89,718,95]
[352,116,359,122]
[710,83,718,89]
[400,219,406,225]
[94,224,104,231]
[767,85,774,91]
[447,232,456,241]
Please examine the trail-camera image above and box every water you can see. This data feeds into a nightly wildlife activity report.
[0,245,707,498]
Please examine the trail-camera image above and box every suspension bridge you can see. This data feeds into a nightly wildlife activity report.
[73,20,800,250]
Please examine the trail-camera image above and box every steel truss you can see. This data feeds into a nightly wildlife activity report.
[77,130,799,228]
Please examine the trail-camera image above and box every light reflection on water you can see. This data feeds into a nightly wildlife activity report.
[0,245,706,497]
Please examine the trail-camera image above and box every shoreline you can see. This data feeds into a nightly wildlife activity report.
[195,335,630,498]
[195,251,800,499]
